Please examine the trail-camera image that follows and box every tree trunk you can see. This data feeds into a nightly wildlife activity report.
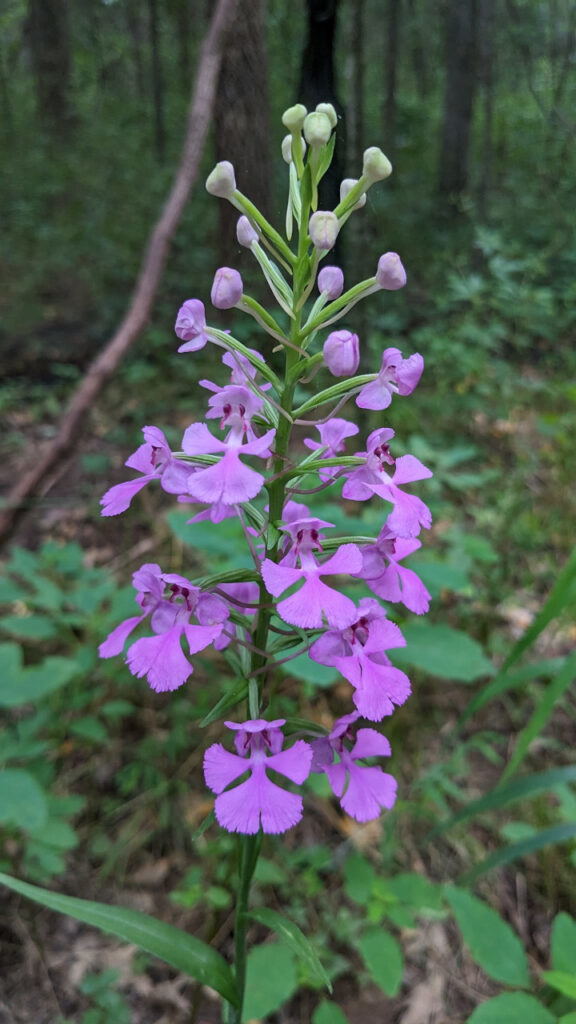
[406,0,430,101]
[299,0,344,213]
[477,0,495,220]
[148,0,166,161]
[125,0,147,100]
[27,0,73,132]
[384,0,401,154]
[347,0,365,169]
[214,0,271,263]
[438,0,479,198]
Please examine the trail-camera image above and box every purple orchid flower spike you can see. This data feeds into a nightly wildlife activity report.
[311,712,397,822]
[175,299,209,352]
[304,418,360,482]
[100,426,192,517]
[204,384,265,444]
[359,525,431,614]
[99,564,229,692]
[309,598,411,721]
[261,518,362,628]
[356,347,424,411]
[342,430,433,538]
[204,719,312,834]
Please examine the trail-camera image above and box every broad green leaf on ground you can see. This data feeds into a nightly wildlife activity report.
[0,645,78,708]
[432,765,576,835]
[249,907,331,990]
[0,614,57,640]
[0,770,48,831]
[467,993,555,1023]
[445,886,529,987]
[242,942,298,1022]
[282,651,339,688]
[358,928,403,996]
[541,971,576,998]
[462,822,576,882]
[501,653,576,781]
[559,1015,576,1023]
[0,873,237,1005]
[312,1000,349,1024]
[343,852,377,905]
[391,623,492,682]
[386,873,445,915]
[551,913,576,973]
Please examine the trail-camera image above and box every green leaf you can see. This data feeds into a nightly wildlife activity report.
[392,623,492,682]
[343,852,376,905]
[462,823,576,882]
[461,657,567,724]
[500,545,576,673]
[432,765,576,836]
[0,649,78,708]
[242,942,298,1022]
[467,993,555,1023]
[551,913,576,973]
[0,614,57,640]
[559,1015,576,1023]
[541,971,576,998]
[358,928,403,996]
[70,717,109,743]
[282,651,339,688]
[445,886,529,987]
[501,654,576,781]
[386,873,444,915]
[312,1000,349,1024]
[249,907,331,991]
[0,770,48,831]
[200,679,248,727]
[0,873,238,1006]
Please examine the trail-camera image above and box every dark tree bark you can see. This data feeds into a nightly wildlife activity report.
[148,0,166,161]
[477,0,495,220]
[299,0,344,212]
[406,0,430,100]
[384,0,401,154]
[348,0,365,168]
[438,0,480,198]
[125,0,147,100]
[27,0,74,132]
[214,0,271,263]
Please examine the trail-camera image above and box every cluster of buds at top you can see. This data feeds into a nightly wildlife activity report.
[99,101,431,835]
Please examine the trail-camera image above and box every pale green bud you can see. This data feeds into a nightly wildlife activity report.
[282,133,306,164]
[309,210,339,251]
[315,102,337,128]
[362,147,393,183]
[340,178,367,209]
[303,111,332,148]
[282,103,307,132]
[206,160,237,198]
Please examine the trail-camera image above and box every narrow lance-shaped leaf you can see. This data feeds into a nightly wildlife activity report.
[249,907,332,991]
[0,873,238,1006]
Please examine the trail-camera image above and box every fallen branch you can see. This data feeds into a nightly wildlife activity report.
[0,0,238,545]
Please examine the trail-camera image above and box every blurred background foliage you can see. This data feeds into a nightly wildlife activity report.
[1,0,576,1021]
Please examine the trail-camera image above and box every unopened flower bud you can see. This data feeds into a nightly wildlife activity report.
[309,211,339,251]
[340,178,367,209]
[303,111,332,148]
[206,161,237,198]
[318,265,344,299]
[323,330,360,377]
[282,134,293,163]
[174,298,207,351]
[315,102,337,128]
[362,147,393,183]
[211,267,243,309]
[236,216,258,247]
[376,252,407,290]
[282,103,307,132]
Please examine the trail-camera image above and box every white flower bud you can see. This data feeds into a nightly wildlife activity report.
[340,178,367,209]
[309,210,339,251]
[282,104,307,132]
[206,161,237,198]
[315,102,337,128]
[362,147,393,183]
[303,111,332,148]
[236,216,258,247]
[282,134,293,163]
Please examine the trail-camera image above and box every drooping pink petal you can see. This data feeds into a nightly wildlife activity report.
[325,761,347,798]
[277,573,357,629]
[160,461,194,495]
[318,543,363,577]
[261,560,304,597]
[99,615,146,658]
[394,564,431,615]
[126,625,193,692]
[266,740,313,784]
[187,450,266,504]
[125,442,156,474]
[241,427,277,458]
[396,353,424,395]
[100,476,153,516]
[392,454,433,486]
[204,743,251,793]
[214,763,304,835]
[355,378,393,411]
[181,422,227,456]
[183,622,224,654]
[339,764,397,821]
